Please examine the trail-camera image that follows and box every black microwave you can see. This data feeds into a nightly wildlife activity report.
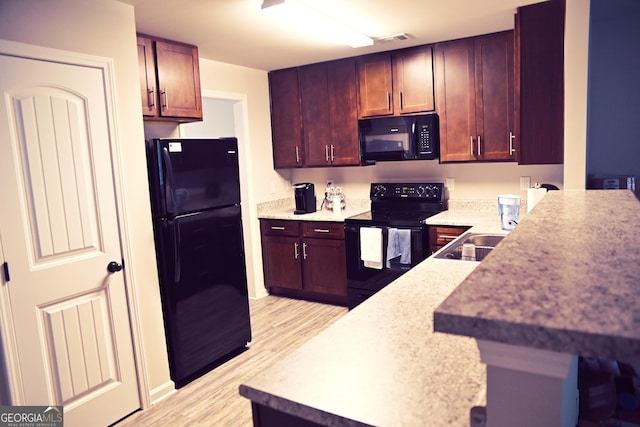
[358,113,439,163]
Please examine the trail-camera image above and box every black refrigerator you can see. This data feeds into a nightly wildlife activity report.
[146,137,252,387]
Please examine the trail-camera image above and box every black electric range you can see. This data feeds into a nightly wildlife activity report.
[344,182,446,309]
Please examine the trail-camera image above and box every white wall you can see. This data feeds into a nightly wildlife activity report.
[192,58,291,299]
[182,98,236,139]
[0,0,173,405]
[564,0,591,189]
[291,161,563,204]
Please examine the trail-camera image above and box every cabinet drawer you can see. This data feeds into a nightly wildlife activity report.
[429,226,469,247]
[301,222,344,239]
[261,219,300,237]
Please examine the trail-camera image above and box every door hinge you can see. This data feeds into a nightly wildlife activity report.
[2,262,9,282]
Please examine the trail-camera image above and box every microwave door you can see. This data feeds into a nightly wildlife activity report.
[362,133,410,161]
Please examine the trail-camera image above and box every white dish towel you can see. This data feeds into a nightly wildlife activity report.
[359,227,383,270]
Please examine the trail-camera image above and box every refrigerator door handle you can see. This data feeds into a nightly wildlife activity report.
[174,221,181,283]
[166,219,181,283]
[161,147,176,216]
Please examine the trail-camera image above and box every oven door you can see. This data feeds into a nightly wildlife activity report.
[344,223,427,309]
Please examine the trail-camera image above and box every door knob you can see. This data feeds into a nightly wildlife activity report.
[107,261,123,273]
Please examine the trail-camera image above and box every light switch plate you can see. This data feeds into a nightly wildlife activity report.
[520,176,531,190]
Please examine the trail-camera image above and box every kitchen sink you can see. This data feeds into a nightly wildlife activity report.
[433,232,506,262]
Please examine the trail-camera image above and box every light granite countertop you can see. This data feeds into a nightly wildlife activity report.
[434,190,640,365]
[240,207,508,426]
[240,259,485,427]
[257,198,370,222]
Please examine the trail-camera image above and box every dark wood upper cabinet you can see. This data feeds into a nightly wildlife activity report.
[357,53,394,117]
[300,58,359,167]
[137,36,157,117]
[474,31,515,161]
[326,59,360,166]
[516,0,565,165]
[435,31,515,162]
[393,46,436,115]
[357,46,435,118]
[137,34,202,122]
[268,59,359,169]
[435,38,477,162]
[266,17,562,167]
[268,67,303,168]
[300,63,330,167]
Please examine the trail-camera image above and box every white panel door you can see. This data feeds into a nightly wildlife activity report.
[0,54,139,425]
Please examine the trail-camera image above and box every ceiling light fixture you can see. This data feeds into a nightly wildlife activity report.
[261,0,374,48]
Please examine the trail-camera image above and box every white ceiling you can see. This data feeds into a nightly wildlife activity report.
[122,0,541,71]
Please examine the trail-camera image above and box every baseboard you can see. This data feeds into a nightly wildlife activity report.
[150,380,177,405]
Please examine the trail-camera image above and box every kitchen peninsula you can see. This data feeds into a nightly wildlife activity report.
[240,190,640,426]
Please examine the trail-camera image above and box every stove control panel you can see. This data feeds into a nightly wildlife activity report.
[370,182,444,201]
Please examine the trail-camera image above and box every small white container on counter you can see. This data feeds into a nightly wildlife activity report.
[498,195,521,231]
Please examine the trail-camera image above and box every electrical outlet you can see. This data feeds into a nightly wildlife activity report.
[445,177,455,191]
[269,182,275,194]
[520,176,531,190]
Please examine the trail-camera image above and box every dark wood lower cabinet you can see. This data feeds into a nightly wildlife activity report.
[261,235,302,290]
[251,403,324,427]
[260,219,347,305]
[428,225,470,255]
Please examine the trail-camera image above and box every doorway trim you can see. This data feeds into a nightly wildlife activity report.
[183,90,268,299]
[0,39,150,409]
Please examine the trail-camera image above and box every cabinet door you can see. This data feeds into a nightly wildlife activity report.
[517,0,565,165]
[357,53,393,118]
[474,31,515,161]
[301,239,347,296]
[327,58,360,165]
[269,68,303,168]
[393,46,435,114]
[435,38,477,162]
[300,59,360,167]
[137,36,157,117]
[155,41,202,119]
[300,63,332,166]
[261,235,302,290]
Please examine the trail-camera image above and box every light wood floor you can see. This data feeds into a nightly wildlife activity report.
[114,295,347,426]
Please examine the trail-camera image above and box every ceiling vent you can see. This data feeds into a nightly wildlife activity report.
[374,33,412,44]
